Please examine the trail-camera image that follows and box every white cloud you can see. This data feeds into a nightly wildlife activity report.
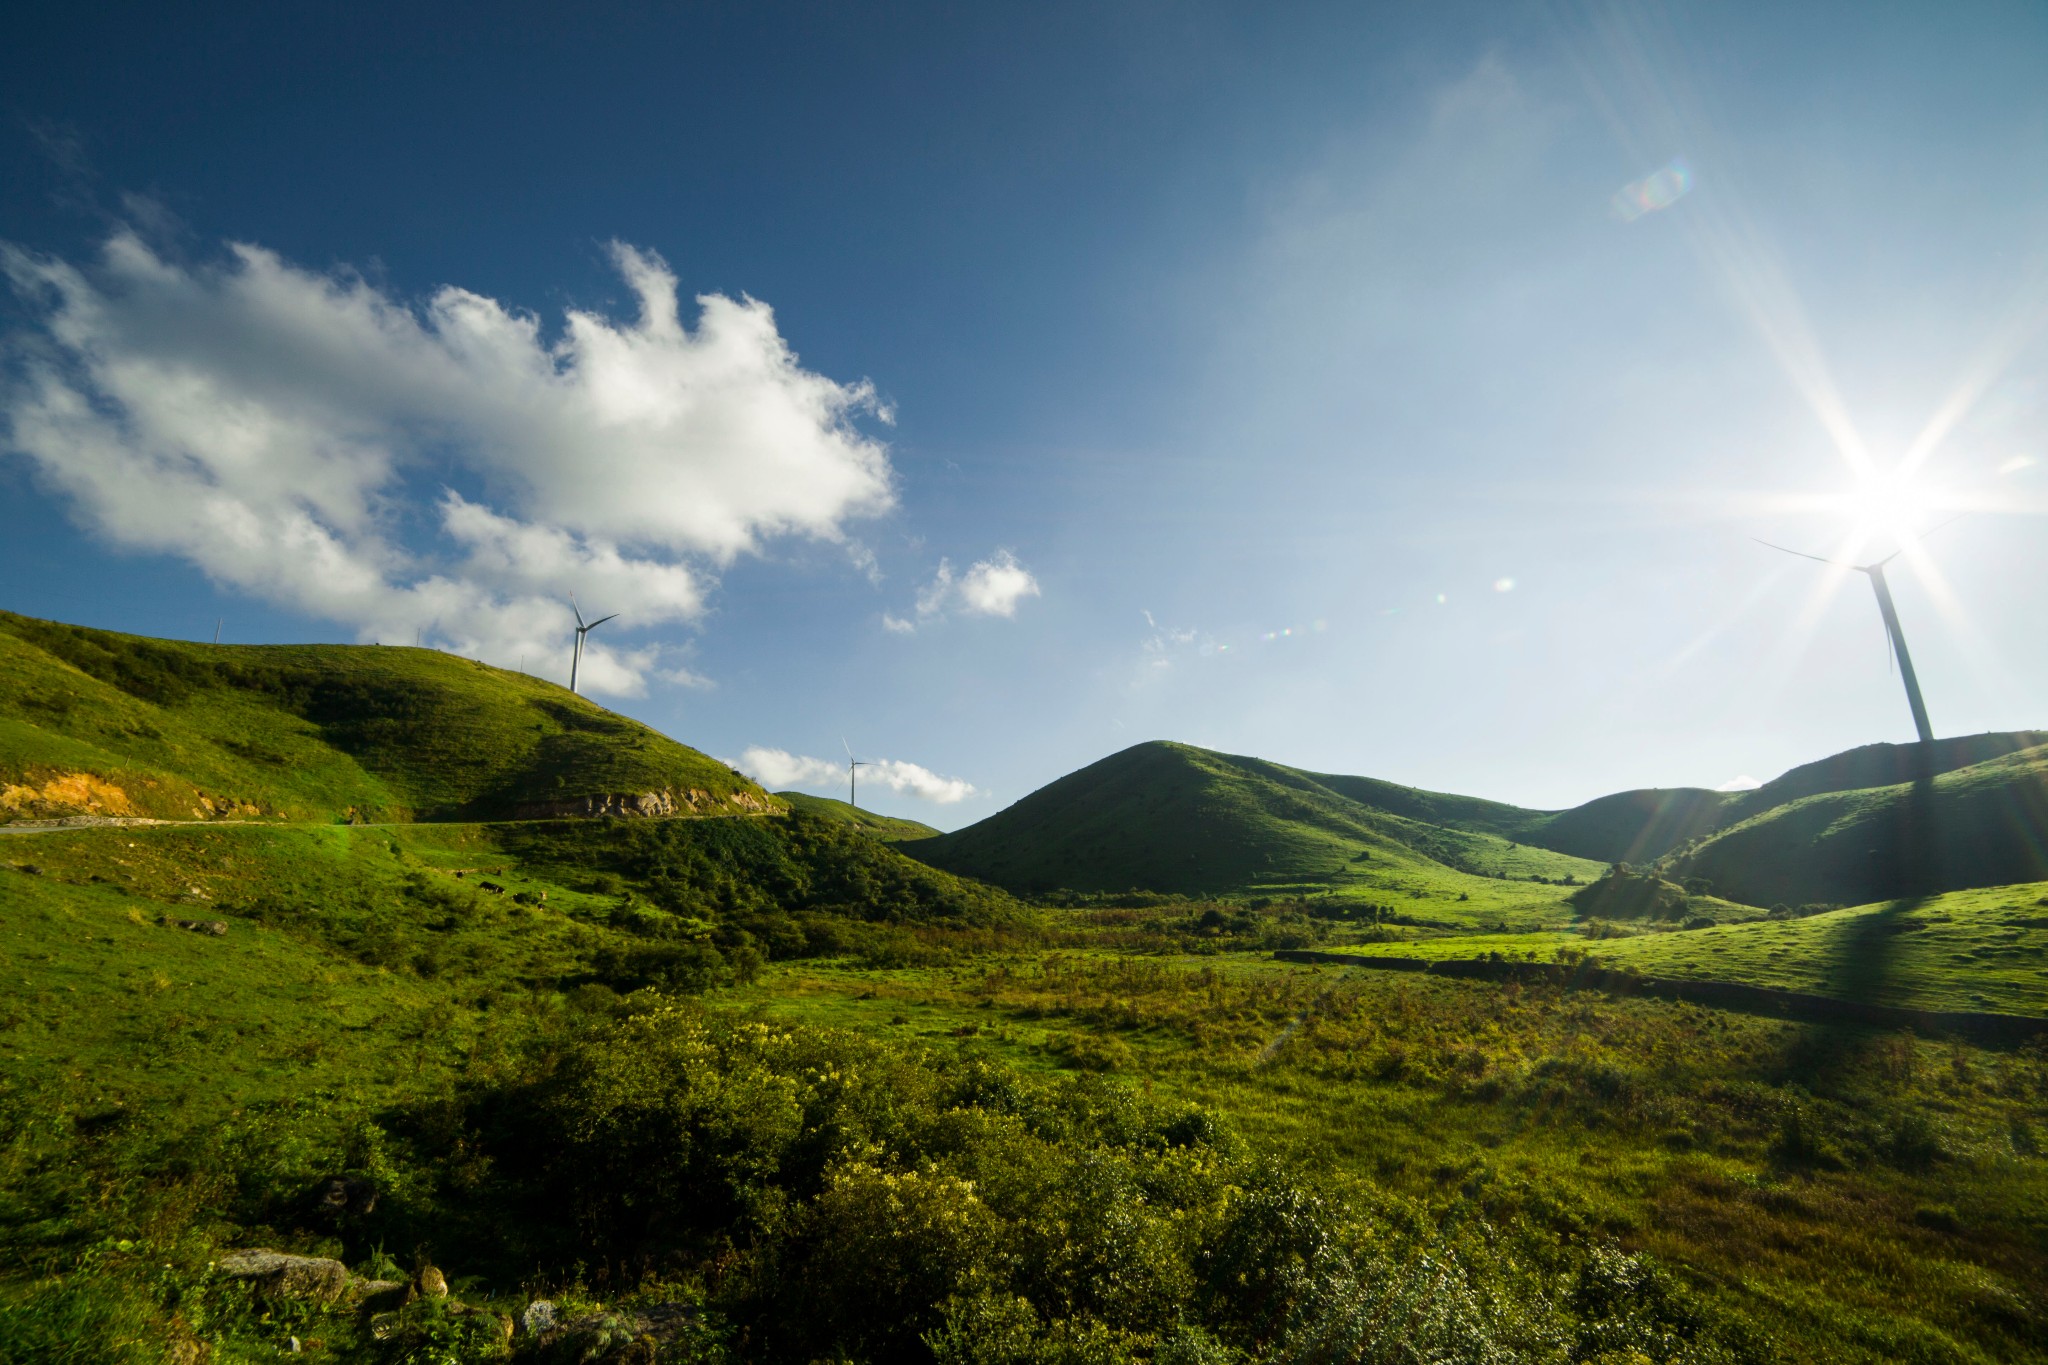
[887,548,1039,632]
[735,746,844,789]
[1,231,895,693]
[732,745,977,804]
[1715,774,1762,791]
[957,550,1040,617]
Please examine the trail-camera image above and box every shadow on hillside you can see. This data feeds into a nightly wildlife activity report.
[1778,750,1941,1089]
[1828,751,1939,1010]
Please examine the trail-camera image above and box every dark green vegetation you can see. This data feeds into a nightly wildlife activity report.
[1,621,2045,1363]
[0,611,771,824]
[777,790,941,841]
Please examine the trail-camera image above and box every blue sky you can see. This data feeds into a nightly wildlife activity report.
[3,0,2045,827]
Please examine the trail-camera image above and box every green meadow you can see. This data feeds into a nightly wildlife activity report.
[2,617,2046,1363]
[1325,883,2048,1018]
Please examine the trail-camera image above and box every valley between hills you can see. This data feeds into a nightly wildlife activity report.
[3,609,2046,1364]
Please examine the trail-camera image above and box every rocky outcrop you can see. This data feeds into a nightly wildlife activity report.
[1,771,137,821]
[215,1249,400,1304]
[191,793,264,820]
[510,787,778,821]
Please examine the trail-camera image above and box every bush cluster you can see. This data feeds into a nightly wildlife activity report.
[392,1005,1654,1363]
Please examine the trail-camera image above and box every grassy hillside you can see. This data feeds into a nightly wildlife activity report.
[1670,741,2048,906]
[1511,731,2048,867]
[776,790,941,840]
[903,740,1605,898]
[0,611,773,824]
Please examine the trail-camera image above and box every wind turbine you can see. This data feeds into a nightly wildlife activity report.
[843,738,869,811]
[1755,538,1936,745]
[568,594,618,696]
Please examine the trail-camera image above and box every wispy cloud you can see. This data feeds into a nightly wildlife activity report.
[1136,609,1222,678]
[884,548,1039,633]
[1,230,895,693]
[732,745,977,804]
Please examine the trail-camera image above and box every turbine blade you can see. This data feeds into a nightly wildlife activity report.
[589,614,619,630]
[569,594,585,628]
[1753,538,1848,567]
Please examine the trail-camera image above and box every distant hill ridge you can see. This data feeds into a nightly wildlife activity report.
[0,611,774,824]
[905,733,2048,905]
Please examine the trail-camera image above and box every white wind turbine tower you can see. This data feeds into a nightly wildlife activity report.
[1755,528,1949,746]
[568,594,618,696]
[843,738,870,811]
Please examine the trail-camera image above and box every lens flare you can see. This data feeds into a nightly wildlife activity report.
[1611,157,1692,222]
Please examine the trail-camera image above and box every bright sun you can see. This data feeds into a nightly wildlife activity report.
[1838,469,1944,549]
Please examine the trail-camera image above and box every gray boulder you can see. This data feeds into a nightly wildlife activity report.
[216,1249,351,1303]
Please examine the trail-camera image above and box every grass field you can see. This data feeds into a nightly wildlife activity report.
[736,952,2048,1356]
[1318,882,2048,1017]
[4,814,2046,1363]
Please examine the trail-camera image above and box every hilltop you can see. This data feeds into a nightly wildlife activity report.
[0,611,774,825]
[901,740,1605,897]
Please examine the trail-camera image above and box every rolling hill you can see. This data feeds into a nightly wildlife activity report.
[1669,739,2048,906]
[0,610,774,824]
[901,741,1606,897]
[776,790,941,840]
[907,733,2048,906]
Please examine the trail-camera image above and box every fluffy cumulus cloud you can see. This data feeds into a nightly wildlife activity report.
[733,745,976,804]
[0,231,895,693]
[883,549,1039,633]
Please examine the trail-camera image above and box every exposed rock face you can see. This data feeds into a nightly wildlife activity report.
[510,787,775,821]
[0,771,137,821]
[191,794,263,820]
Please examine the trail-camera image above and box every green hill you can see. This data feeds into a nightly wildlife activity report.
[902,740,1603,897]
[1669,740,2048,906]
[1504,731,2048,866]
[776,790,941,840]
[0,611,774,824]
[908,732,2048,907]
